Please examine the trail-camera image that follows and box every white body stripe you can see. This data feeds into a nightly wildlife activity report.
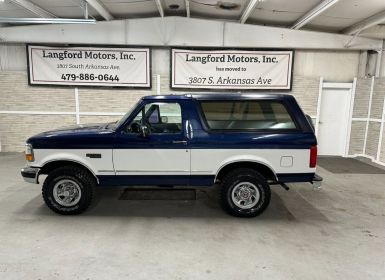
[113,149,190,175]
[192,149,314,175]
[30,148,315,177]
[30,149,114,175]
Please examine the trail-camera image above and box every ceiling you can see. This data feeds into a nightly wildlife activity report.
[0,0,385,39]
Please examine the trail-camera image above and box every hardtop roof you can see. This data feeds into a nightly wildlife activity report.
[142,93,293,101]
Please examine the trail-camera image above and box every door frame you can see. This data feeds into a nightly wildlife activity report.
[315,78,357,157]
[112,99,191,185]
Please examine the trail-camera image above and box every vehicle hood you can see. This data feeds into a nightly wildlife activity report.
[36,123,110,136]
[27,123,116,149]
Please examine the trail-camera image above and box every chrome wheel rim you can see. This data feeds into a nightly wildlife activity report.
[231,182,260,209]
[53,179,82,207]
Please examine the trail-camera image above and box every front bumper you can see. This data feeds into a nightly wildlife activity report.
[21,167,40,184]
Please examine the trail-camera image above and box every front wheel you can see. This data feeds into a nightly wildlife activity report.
[221,168,271,217]
[42,166,95,215]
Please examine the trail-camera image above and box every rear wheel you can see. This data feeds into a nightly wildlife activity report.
[221,168,271,217]
[42,166,95,215]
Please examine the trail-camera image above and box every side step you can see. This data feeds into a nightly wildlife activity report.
[270,181,290,191]
[270,173,323,191]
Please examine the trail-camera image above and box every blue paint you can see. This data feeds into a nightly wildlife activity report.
[97,173,315,187]
[28,124,116,149]
[97,175,215,186]
[276,173,315,183]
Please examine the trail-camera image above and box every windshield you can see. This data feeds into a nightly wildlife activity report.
[111,100,141,129]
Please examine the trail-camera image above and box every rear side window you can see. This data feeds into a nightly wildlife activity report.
[199,100,297,131]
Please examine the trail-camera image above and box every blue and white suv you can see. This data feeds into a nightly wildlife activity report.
[21,93,322,217]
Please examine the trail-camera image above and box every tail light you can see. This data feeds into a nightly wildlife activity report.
[309,145,317,168]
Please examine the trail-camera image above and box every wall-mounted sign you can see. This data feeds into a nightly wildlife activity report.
[171,49,293,90]
[27,45,151,88]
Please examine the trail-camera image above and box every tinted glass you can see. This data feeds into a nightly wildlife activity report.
[200,100,296,130]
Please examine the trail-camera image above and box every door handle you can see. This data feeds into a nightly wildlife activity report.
[172,140,187,144]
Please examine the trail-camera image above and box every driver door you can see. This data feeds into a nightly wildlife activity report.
[113,101,190,185]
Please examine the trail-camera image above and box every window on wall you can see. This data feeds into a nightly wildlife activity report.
[126,102,182,134]
[199,100,297,131]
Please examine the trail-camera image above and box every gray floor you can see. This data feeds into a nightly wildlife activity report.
[317,156,385,174]
[0,153,384,280]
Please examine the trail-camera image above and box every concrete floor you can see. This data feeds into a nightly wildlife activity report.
[0,153,384,280]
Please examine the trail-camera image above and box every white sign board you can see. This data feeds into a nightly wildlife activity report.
[171,49,293,90]
[27,45,151,88]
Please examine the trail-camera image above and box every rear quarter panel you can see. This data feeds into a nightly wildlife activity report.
[189,95,317,181]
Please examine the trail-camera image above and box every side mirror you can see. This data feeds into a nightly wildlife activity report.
[161,116,168,123]
[140,125,150,137]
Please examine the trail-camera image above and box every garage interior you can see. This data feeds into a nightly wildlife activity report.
[0,0,385,279]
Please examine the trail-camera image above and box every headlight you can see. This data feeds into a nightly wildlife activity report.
[25,144,34,162]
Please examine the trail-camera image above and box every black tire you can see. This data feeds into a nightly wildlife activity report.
[42,166,95,215]
[221,168,271,217]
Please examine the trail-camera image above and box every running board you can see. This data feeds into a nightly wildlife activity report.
[269,181,290,191]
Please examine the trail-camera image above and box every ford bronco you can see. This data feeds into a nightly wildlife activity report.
[21,94,322,217]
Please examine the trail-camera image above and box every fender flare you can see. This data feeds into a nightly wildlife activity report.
[214,159,278,182]
[39,158,99,184]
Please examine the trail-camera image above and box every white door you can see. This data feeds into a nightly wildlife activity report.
[317,83,352,156]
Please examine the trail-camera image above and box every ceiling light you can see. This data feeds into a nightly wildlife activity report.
[0,17,96,24]
[169,4,180,9]
[218,2,239,10]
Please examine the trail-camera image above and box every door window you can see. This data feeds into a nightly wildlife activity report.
[126,102,182,134]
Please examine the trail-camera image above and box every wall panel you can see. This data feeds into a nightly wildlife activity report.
[352,78,371,118]
[365,122,381,158]
[348,121,366,155]
[0,115,76,152]
[0,71,75,112]
[380,123,385,162]
[370,78,385,119]
[79,115,120,125]
[290,76,319,116]
[78,76,156,113]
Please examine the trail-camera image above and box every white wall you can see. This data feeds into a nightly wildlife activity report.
[152,48,170,76]
[156,48,360,82]
[294,50,359,82]
[0,44,361,152]
[0,44,27,70]
[0,44,360,81]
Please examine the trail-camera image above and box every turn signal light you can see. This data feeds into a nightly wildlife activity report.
[26,154,34,162]
[309,145,317,168]
[25,144,34,162]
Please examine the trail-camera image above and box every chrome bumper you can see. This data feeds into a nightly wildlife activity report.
[21,167,40,184]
